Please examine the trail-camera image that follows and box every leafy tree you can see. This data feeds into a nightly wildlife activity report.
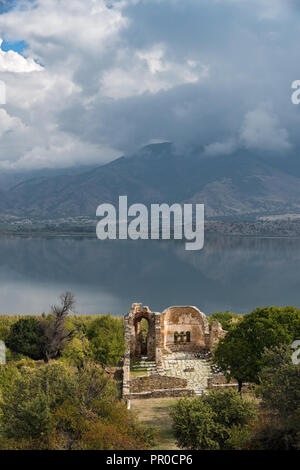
[7,317,46,360]
[0,319,11,343]
[252,345,300,450]
[0,364,20,404]
[209,311,241,331]
[214,306,300,391]
[0,362,156,450]
[87,315,125,366]
[171,389,256,450]
[171,397,221,450]
[0,362,76,440]
[61,335,92,369]
[257,344,300,417]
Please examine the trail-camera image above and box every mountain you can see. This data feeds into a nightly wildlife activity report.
[2,143,300,219]
[0,165,98,191]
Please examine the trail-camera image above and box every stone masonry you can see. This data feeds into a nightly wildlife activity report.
[123,303,226,399]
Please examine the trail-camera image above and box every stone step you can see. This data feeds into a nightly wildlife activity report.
[194,389,206,396]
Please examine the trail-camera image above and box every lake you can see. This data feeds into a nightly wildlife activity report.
[0,234,300,316]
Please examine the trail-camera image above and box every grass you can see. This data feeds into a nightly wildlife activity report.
[131,391,259,450]
[130,368,148,377]
[131,397,179,450]
[130,360,152,378]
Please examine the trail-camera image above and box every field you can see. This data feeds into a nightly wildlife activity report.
[131,397,179,450]
[131,391,259,450]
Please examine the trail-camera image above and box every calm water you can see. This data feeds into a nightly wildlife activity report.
[0,234,300,316]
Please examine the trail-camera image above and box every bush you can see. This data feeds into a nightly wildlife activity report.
[61,335,92,368]
[0,361,155,450]
[87,315,125,366]
[7,317,46,360]
[0,364,20,404]
[0,316,17,343]
[171,389,257,450]
[251,345,300,450]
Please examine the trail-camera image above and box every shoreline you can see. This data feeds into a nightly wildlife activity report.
[1,230,300,239]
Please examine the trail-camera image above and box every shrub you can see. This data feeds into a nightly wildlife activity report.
[87,315,125,366]
[7,317,46,360]
[171,389,257,450]
[61,335,92,368]
[0,361,155,450]
[251,345,300,450]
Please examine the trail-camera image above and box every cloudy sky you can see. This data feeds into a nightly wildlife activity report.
[0,0,299,170]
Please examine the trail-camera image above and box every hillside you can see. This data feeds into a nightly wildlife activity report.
[1,143,300,219]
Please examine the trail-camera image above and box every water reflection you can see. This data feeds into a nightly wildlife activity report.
[0,234,300,315]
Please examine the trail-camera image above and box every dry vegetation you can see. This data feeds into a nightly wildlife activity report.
[131,398,180,450]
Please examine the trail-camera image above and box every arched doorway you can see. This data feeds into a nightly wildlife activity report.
[134,316,150,357]
[126,303,157,361]
[141,318,149,355]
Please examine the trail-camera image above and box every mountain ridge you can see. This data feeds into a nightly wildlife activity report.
[1,143,300,219]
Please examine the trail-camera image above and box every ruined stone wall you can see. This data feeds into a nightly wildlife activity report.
[125,303,157,361]
[207,374,250,392]
[129,389,194,399]
[207,321,226,351]
[161,306,212,351]
[122,302,226,399]
[122,309,132,398]
[130,374,188,393]
[207,373,236,387]
[124,303,225,364]
[165,343,208,354]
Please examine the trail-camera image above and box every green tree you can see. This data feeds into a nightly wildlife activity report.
[87,315,124,366]
[209,311,241,331]
[0,362,76,440]
[253,345,300,449]
[257,344,300,417]
[0,364,20,404]
[7,317,46,360]
[61,334,92,369]
[171,389,256,450]
[0,362,155,450]
[0,316,16,343]
[214,306,300,391]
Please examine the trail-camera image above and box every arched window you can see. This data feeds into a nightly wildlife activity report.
[180,331,185,343]
[186,331,191,343]
[174,331,179,343]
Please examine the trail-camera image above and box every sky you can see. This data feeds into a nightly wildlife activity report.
[0,0,300,170]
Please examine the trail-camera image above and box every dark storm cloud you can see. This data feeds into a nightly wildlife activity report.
[0,0,300,169]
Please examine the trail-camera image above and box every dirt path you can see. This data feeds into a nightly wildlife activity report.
[131,397,180,450]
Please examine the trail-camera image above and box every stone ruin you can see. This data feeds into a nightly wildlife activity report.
[123,303,226,399]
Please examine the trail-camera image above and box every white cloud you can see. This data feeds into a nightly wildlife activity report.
[0,0,127,169]
[0,38,42,72]
[0,108,24,136]
[240,107,291,152]
[1,134,117,170]
[101,44,209,99]
[204,138,237,157]
[0,1,127,56]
